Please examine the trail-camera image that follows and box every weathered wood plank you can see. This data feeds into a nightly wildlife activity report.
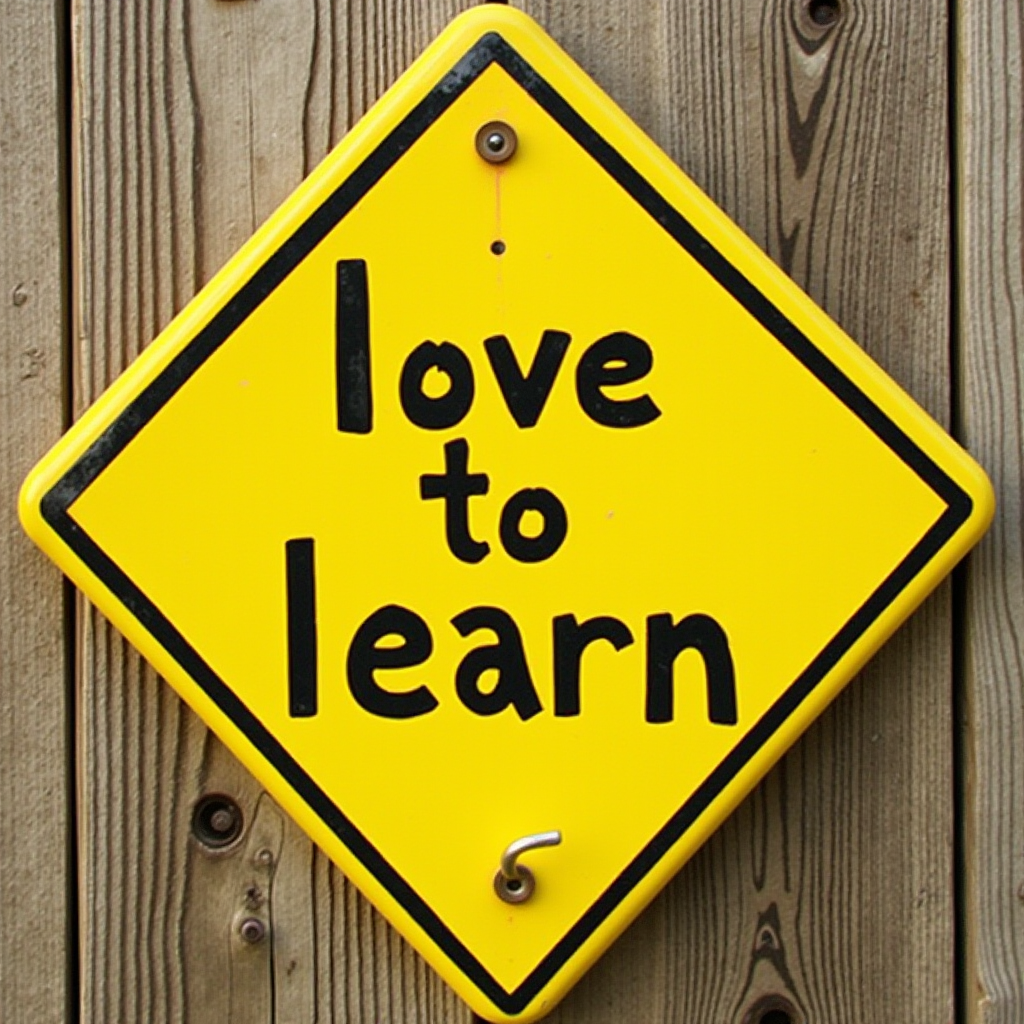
[517,1,955,1021]
[0,1,69,1022]
[74,1,956,1021]
[73,2,476,1022]
[959,1,1024,1021]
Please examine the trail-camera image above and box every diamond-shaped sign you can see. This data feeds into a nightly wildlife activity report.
[21,6,992,1022]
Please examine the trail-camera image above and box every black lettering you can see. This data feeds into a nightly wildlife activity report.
[420,439,490,563]
[452,606,542,720]
[483,330,570,428]
[400,341,474,429]
[335,259,372,434]
[646,613,737,725]
[553,614,634,716]
[576,331,661,428]
[347,605,438,718]
[286,538,318,717]
[499,488,567,563]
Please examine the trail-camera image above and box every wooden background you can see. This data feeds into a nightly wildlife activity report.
[1,0,1021,1021]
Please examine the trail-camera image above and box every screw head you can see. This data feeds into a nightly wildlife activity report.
[209,808,234,833]
[191,794,243,850]
[475,121,517,164]
[239,917,267,944]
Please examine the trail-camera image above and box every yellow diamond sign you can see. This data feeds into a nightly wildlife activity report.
[21,6,992,1023]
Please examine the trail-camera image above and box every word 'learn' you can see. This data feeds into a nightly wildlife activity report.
[283,540,739,727]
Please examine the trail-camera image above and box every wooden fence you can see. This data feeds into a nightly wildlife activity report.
[1,0,1021,1021]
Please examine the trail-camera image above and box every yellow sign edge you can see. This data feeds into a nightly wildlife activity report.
[19,5,994,1023]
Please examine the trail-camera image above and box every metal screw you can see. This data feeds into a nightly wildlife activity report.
[475,121,517,164]
[191,794,243,850]
[209,808,234,833]
[12,285,27,307]
[239,917,267,944]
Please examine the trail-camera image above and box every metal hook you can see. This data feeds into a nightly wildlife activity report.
[494,831,562,904]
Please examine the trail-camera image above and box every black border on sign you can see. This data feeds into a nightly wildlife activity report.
[42,32,973,1016]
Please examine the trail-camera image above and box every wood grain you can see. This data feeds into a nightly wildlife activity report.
[73,3,476,1022]
[0,1,70,1022]
[519,2,955,1022]
[959,1,1024,1021]
[73,1,956,1022]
